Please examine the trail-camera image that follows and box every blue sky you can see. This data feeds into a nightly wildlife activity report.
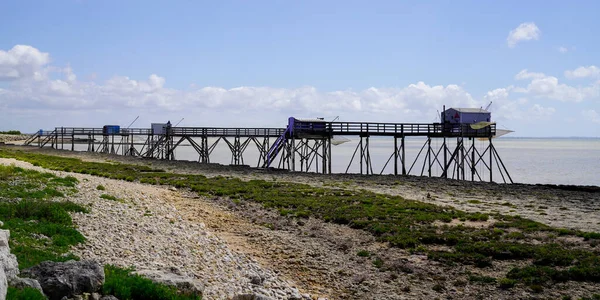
[1,0,599,136]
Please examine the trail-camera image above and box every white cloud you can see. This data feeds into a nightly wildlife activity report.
[0,45,483,127]
[558,46,568,53]
[512,70,600,102]
[2,44,600,137]
[565,66,600,79]
[507,22,541,48]
[0,45,50,81]
[529,104,555,117]
[515,69,546,80]
[581,110,600,123]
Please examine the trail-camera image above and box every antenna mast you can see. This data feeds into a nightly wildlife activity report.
[126,116,139,128]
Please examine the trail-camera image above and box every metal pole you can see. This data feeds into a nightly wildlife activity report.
[328,137,332,174]
[443,137,447,178]
[471,138,475,181]
[291,137,295,171]
[489,137,493,182]
[359,137,364,174]
[394,136,398,175]
[401,135,406,175]
[427,138,432,177]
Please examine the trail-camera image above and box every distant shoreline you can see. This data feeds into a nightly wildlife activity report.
[2,143,599,189]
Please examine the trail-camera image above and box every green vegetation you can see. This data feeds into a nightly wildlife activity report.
[96,184,106,190]
[0,158,201,299]
[498,278,517,289]
[468,274,497,284]
[100,193,123,202]
[357,250,371,257]
[6,287,46,300]
[103,265,201,300]
[1,148,599,290]
[0,164,86,269]
[0,130,22,135]
[372,257,384,269]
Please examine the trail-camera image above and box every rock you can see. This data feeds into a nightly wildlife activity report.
[21,260,105,300]
[0,230,19,279]
[0,268,6,300]
[0,229,19,300]
[99,296,119,300]
[91,292,102,300]
[232,294,273,300]
[135,270,203,296]
[249,274,263,285]
[8,277,44,295]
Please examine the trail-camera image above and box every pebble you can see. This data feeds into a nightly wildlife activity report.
[0,158,306,300]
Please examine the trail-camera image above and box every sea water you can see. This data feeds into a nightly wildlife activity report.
[68,137,600,186]
[167,137,599,186]
[493,138,600,186]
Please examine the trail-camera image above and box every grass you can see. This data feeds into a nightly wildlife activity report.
[100,193,123,202]
[498,278,517,289]
[468,274,497,284]
[6,287,46,300]
[0,130,22,135]
[103,265,201,300]
[1,148,600,289]
[0,159,202,299]
[0,164,86,269]
[372,257,384,268]
[96,184,106,190]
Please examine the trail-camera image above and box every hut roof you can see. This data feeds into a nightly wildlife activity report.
[449,108,490,113]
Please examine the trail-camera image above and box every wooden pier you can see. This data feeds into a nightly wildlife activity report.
[23,118,512,183]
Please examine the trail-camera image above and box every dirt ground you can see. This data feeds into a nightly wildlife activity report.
[3,145,600,299]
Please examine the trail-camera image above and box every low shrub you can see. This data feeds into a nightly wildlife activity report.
[498,278,516,289]
[0,164,87,269]
[0,130,21,135]
[100,194,120,201]
[103,265,201,300]
[468,275,496,284]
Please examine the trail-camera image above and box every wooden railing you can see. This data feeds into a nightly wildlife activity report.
[292,122,496,138]
[170,127,285,137]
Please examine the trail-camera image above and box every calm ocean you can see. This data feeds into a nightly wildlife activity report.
[166,137,600,187]
[66,137,599,186]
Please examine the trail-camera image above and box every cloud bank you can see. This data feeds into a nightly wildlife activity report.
[1,45,599,136]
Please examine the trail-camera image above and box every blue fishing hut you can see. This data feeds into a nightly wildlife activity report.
[287,117,329,138]
[102,125,120,135]
[441,108,490,125]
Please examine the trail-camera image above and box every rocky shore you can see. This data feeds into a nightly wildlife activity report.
[1,145,600,299]
[0,135,29,144]
[0,158,305,300]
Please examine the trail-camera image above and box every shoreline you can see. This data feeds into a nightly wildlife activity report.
[2,145,600,232]
[2,144,600,299]
[3,143,599,189]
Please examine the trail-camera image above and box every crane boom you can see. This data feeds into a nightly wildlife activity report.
[484,101,492,111]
